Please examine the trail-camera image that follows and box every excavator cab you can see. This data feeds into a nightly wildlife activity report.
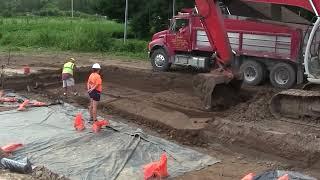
[270,18,320,119]
[305,18,320,82]
[261,1,320,119]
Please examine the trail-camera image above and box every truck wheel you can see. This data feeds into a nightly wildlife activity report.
[240,60,266,86]
[270,63,296,89]
[151,49,171,71]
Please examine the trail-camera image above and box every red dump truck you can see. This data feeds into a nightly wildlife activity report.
[148,9,305,88]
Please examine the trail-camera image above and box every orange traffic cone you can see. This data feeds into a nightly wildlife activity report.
[158,153,168,177]
[17,99,30,111]
[143,153,169,180]
[278,174,289,180]
[74,113,85,131]
[241,173,255,180]
[92,121,101,133]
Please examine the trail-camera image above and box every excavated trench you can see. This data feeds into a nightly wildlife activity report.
[2,65,320,171]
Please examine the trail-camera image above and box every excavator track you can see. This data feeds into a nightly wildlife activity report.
[270,89,320,120]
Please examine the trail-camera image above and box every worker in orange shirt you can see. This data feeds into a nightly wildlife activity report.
[87,63,102,122]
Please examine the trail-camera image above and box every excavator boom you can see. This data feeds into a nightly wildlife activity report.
[193,0,320,116]
[192,0,243,110]
[243,0,320,15]
[195,0,232,65]
[194,0,320,66]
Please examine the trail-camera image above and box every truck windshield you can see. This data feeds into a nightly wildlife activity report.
[170,19,189,32]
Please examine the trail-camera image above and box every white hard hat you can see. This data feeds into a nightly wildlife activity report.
[70,57,76,62]
[92,63,101,69]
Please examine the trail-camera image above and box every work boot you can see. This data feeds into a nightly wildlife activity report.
[88,117,94,124]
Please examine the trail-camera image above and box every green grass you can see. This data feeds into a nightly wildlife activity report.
[0,16,148,59]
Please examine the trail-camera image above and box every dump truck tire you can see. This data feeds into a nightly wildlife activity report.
[270,63,296,89]
[240,60,265,86]
[151,49,171,72]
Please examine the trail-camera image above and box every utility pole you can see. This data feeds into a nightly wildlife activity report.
[172,0,176,17]
[124,0,128,43]
[71,0,74,18]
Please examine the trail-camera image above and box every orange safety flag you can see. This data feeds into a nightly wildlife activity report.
[92,122,101,133]
[0,97,17,102]
[158,153,168,177]
[74,113,85,131]
[17,99,30,111]
[92,120,110,133]
[32,101,47,107]
[1,143,23,153]
[96,120,110,127]
[143,153,168,180]
[241,173,255,180]
[278,174,289,180]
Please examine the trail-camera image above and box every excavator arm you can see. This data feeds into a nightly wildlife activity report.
[242,0,320,15]
[193,0,320,113]
[195,0,233,66]
[194,0,320,66]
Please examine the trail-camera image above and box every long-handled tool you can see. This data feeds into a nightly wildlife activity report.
[1,64,5,89]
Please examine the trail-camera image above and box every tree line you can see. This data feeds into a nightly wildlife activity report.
[0,0,194,39]
[0,0,313,39]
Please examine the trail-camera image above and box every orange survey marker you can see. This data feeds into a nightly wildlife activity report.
[92,122,101,133]
[278,174,289,180]
[241,173,255,180]
[96,120,110,127]
[1,143,23,153]
[17,99,30,111]
[32,101,47,107]
[143,153,168,180]
[74,113,85,131]
[92,120,110,133]
[0,97,17,102]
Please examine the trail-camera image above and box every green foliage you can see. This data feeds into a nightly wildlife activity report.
[0,17,147,58]
[2,10,13,17]
[95,0,194,38]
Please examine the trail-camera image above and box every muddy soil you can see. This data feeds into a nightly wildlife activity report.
[0,149,8,159]
[1,53,320,179]
[42,74,320,178]
[222,88,278,122]
[31,166,69,180]
[0,167,69,180]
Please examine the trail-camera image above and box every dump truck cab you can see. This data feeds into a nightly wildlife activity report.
[149,9,214,72]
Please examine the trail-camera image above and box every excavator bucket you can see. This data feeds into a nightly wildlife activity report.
[193,70,243,111]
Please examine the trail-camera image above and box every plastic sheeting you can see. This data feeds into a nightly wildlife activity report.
[254,170,317,180]
[0,103,219,180]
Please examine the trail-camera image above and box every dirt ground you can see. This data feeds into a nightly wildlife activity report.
[1,52,320,179]
[0,167,69,180]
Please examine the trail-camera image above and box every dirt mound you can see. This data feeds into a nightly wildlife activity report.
[206,118,320,167]
[32,166,69,180]
[0,149,8,159]
[225,89,276,122]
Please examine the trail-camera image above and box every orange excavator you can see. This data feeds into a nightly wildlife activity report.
[192,0,320,119]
